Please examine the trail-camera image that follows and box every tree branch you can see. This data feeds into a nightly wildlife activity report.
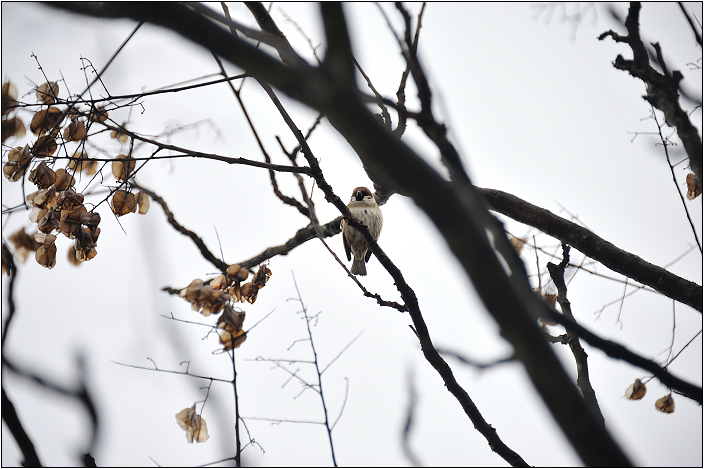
[477,187,702,313]
[2,386,42,467]
[135,184,229,273]
[599,2,702,183]
[547,245,605,427]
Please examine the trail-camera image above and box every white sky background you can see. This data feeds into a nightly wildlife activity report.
[1,2,702,467]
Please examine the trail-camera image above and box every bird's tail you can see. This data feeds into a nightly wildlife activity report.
[351,258,367,276]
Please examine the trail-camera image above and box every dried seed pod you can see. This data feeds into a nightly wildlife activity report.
[219,328,247,350]
[32,133,58,158]
[36,243,57,269]
[63,118,87,142]
[8,227,42,264]
[74,232,98,262]
[111,190,137,216]
[136,190,150,214]
[210,274,229,291]
[112,154,135,182]
[175,405,209,444]
[239,282,259,304]
[67,151,98,176]
[30,107,63,135]
[68,245,81,266]
[686,173,701,200]
[37,209,60,234]
[52,168,75,190]
[226,264,249,282]
[89,106,108,124]
[510,236,526,255]
[2,81,18,116]
[27,188,58,209]
[29,161,56,189]
[110,125,129,143]
[2,116,26,143]
[4,145,32,181]
[34,232,58,269]
[79,211,101,227]
[655,394,675,413]
[624,379,647,400]
[252,265,272,288]
[58,188,84,210]
[60,204,87,239]
[36,82,59,104]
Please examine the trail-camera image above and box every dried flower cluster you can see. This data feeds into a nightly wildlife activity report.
[2,80,150,268]
[175,404,209,443]
[179,264,271,351]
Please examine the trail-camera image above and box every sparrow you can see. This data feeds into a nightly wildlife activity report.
[341,186,383,276]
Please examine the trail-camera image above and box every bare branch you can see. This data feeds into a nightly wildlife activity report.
[547,244,605,427]
[599,2,703,183]
[135,184,229,273]
[478,187,702,312]
[1,386,42,467]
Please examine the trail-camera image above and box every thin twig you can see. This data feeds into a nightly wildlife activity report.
[291,274,337,466]
[651,106,702,252]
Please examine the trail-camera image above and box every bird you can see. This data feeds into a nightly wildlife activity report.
[341,186,383,276]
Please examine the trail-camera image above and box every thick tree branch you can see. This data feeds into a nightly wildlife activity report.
[2,386,42,467]
[478,187,702,313]
[135,184,229,273]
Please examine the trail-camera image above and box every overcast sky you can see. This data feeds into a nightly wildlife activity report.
[2,2,702,467]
